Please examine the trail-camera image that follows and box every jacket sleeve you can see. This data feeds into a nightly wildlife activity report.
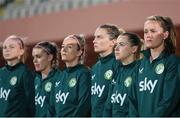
[47,70,61,117]
[128,78,139,117]
[47,82,56,116]
[153,57,179,116]
[72,71,91,116]
[128,62,139,117]
[103,83,113,117]
[23,69,35,116]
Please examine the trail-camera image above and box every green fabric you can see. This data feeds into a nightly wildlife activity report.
[91,53,120,117]
[0,62,35,117]
[35,68,61,117]
[174,56,180,116]
[129,50,179,116]
[53,64,91,117]
[104,61,138,117]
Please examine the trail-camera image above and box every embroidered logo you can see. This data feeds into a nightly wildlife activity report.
[139,67,144,74]
[155,63,164,74]
[55,81,61,87]
[124,76,132,87]
[104,70,113,80]
[69,78,77,87]
[10,76,17,86]
[35,85,38,90]
[111,79,116,85]
[44,82,52,92]
[91,74,96,80]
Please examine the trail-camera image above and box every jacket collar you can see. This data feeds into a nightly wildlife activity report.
[98,53,115,63]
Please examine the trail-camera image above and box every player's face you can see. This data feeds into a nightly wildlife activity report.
[32,48,52,72]
[93,28,115,56]
[61,37,81,63]
[3,38,24,61]
[144,20,167,49]
[115,35,135,61]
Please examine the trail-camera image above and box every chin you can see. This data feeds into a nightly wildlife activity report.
[115,56,121,60]
[115,56,119,60]
[145,43,153,48]
[3,56,10,59]
[61,57,66,60]
[4,57,15,61]
[61,58,68,62]
[146,45,153,49]
[94,49,101,53]
[35,68,41,72]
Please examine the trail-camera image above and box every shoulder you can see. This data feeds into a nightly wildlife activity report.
[136,59,143,65]
[75,65,91,79]
[34,75,40,84]
[91,61,100,69]
[0,66,6,71]
[78,65,91,74]
[52,69,62,81]
[165,54,179,66]
[0,66,6,76]
[18,63,32,72]
[19,64,34,78]
[54,68,62,75]
[138,55,152,67]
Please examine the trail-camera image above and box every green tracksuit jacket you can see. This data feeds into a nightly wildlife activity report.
[91,53,120,117]
[35,68,61,117]
[178,57,180,116]
[104,61,138,117]
[53,64,91,117]
[175,56,180,116]
[129,50,179,117]
[0,62,35,116]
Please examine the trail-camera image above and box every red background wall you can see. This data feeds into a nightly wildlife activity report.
[0,0,179,69]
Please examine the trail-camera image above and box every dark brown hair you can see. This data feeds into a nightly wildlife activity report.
[98,24,123,40]
[34,41,59,69]
[121,32,142,60]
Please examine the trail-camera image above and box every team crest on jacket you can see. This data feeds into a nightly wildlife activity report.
[10,76,17,86]
[124,76,132,87]
[69,78,77,87]
[44,82,52,92]
[104,70,113,80]
[155,63,164,74]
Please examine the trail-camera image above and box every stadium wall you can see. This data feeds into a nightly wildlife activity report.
[0,0,179,69]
